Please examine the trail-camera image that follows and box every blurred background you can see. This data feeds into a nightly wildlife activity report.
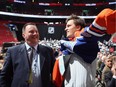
[0,0,115,42]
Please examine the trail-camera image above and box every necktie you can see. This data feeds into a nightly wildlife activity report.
[28,47,34,84]
[30,47,34,66]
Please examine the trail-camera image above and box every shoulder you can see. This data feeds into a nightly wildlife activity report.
[103,66,110,73]
[7,44,25,52]
[39,44,53,52]
[105,71,113,76]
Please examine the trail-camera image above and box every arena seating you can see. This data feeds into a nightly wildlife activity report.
[0,21,17,46]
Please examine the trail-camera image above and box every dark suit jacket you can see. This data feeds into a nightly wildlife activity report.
[104,71,116,87]
[0,44,55,87]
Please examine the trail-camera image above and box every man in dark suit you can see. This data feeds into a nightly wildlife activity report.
[0,22,55,87]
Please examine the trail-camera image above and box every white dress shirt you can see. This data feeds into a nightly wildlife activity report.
[25,43,42,87]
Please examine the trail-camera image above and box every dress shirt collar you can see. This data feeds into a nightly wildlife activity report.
[25,42,38,51]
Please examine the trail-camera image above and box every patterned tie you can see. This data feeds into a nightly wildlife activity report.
[28,47,34,84]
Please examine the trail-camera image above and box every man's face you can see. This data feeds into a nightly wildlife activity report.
[22,25,39,46]
[65,20,79,38]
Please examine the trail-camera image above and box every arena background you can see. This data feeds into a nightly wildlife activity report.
[0,0,115,45]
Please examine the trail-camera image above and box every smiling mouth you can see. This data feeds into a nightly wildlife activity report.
[66,31,69,33]
[33,36,36,38]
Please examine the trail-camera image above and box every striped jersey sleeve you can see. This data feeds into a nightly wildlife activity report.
[81,8,116,37]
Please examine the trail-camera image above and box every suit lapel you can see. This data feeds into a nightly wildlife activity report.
[40,54,45,71]
[19,44,30,70]
[37,45,45,71]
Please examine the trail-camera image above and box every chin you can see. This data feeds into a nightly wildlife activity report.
[66,35,69,38]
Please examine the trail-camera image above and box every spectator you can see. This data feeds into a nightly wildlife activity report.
[104,55,116,87]
[102,55,113,81]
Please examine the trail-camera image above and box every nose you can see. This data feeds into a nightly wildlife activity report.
[65,27,67,31]
[33,31,38,35]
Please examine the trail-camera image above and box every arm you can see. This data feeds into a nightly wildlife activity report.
[0,48,13,87]
[49,47,55,73]
[60,8,115,63]
[60,37,99,63]
[45,46,56,87]
[81,8,115,38]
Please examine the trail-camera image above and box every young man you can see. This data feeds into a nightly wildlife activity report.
[53,14,98,87]
[53,8,116,87]
[0,22,55,87]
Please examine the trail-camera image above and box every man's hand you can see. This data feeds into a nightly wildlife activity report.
[60,40,76,51]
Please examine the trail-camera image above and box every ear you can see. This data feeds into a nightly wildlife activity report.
[76,25,81,31]
[22,33,25,38]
